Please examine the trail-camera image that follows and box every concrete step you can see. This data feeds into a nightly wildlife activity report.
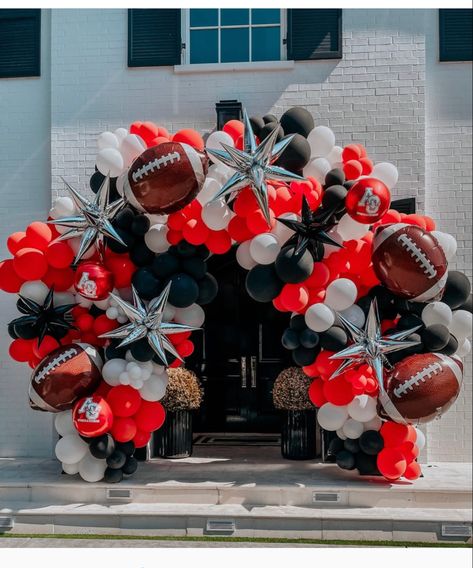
[1,501,471,543]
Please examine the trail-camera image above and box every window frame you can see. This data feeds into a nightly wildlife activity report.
[0,9,41,78]
[439,9,473,63]
[181,9,287,65]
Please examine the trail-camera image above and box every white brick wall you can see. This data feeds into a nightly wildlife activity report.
[0,8,470,460]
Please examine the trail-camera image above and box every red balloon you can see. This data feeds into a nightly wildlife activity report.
[246,209,275,235]
[134,400,166,432]
[308,378,327,407]
[404,461,422,480]
[305,262,330,289]
[405,214,427,230]
[272,294,287,312]
[93,314,119,336]
[182,219,209,246]
[377,448,407,480]
[14,248,48,280]
[280,283,309,312]
[166,229,183,245]
[9,338,35,362]
[342,144,362,162]
[76,313,95,332]
[157,126,170,139]
[167,211,187,231]
[172,129,205,152]
[206,230,232,255]
[138,121,160,145]
[73,395,113,437]
[45,241,74,269]
[380,421,410,447]
[111,417,137,442]
[346,178,391,224]
[74,261,115,300]
[343,160,363,181]
[33,335,59,360]
[129,121,143,136]
[358,157,374,175]
[379,209,402,225]
[25,222,53,251]
[223,120,244,142]
[177,339,194,358]
[107,385,142,418]
[323,375,355,406]
[234,188,259,216]
[149,135,170,147]
[423,216,436,231]
[104,254,135,288]
[314,350,339,379]
[227,216,254,242]
[133,429,151,448]
[0,259,25,293]
[399,441,419,464]
[7,231,27,255]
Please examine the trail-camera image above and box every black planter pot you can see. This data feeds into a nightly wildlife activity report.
[153,409,193,459]
[281,409,317,460]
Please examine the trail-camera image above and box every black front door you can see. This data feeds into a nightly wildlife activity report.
[188,248,291,433]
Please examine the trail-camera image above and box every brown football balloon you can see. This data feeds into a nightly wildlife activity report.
[372,223,448,302]
[384,353,462,424]
[29,343,103,412]
[124,142,208,214]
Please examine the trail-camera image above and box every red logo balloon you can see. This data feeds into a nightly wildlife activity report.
[345,178,391,224]
[73,394,113,437]
[74,261,114,300]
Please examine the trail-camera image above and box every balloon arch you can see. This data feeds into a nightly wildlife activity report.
[1,107,471,483]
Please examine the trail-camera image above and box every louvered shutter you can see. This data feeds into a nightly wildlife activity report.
[391,198,416,215]
[0,9,41,78]
[287,9,342,61]
[128,9,181,67]
[439,9,472,62]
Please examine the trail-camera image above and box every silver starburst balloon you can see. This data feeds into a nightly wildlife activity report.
[99,283,200,366]
[206,109,305,225]
[330,298,421,422]
[48,174,126,263]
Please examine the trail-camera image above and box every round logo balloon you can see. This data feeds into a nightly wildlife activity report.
[74,261,114,301]
[29,343,103,412]
[345,178,391,223]
[73,395,113,437]
[124,142,208,214]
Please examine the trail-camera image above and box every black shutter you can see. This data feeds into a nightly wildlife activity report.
[439,9,472,62]
[128,9,181,67]
[391,198,416,215]
[287,9,342,61]
[0,9,41,78]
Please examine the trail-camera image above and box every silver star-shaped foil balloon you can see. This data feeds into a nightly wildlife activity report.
[99,283,200,366]
[206,109,305,226]
[48,174,126,264]
[330,298,421,423]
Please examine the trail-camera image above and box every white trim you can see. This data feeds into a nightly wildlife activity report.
[174,60,295,74]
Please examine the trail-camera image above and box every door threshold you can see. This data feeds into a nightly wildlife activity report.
[193,433,281,446]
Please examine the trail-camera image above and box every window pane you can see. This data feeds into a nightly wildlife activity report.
[221,9,249,26]
[190,9,218,27]
[251,9,280,25]
[190,29,218,64]
[252,26,280,61]
[221,28,249,63]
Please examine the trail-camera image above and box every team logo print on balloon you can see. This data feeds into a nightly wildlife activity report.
[345,178,391,224]
[73,395,113,437]
[74,261,115,301]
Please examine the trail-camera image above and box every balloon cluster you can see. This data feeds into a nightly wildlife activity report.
[1,106,471,485]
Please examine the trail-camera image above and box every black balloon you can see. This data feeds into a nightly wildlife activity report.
[442,271,471,310]
[105,341,127,361]
[90,170,106,194]
[397,314,424,331]
[130,242,155,267]
[336,450,356,470]
[327,437,345,460]
[421,324,450,352]
[344,438,360,454]
[275,245,313,284]
[152,252,180,278]
[115,207,135,230]
[89,434,116,460]
[181,257,207,280]
[458,294,472,314]
[280,107,314,138]
[320,326,348,351]
[7,321,19,339]
[106,450,127,470]
[249,116,265,136]
[168,273,199,308]
[263,113,278,124]
[359,430,384,456]
[260,122,285,142]
[246,264,283,303]
[104,467,124,483]
[439,334,459,356]
[292,345,317,367]
[130,338,155,362]
[116,441,135,456]
[300,328,320,349]
[197,273,219,305]
[175,241,198,258]
[122,456,139,475]
[276,133,311,172]
[290,314,307,331]
[356,452,380,475]
[282,328,300,350]
[131,214,150,236]
[132,268,159,301]
[322,185,347,211]
[325,168,345,188]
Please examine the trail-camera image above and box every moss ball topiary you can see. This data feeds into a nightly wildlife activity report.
[272,367,315,411]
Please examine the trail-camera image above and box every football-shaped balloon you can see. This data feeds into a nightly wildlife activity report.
[124,142,208,214]
[345,178,391,223]
[73,395,113,437]
[384,353,462,424]
[372,223,447,302]
[74,261,114,301]
[29,343,103,412]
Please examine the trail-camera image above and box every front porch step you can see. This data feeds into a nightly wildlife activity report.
[1,501,471,543]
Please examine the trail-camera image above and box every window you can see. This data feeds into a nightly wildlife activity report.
[439,9,472,62]
[185,9,283,64]
[0,9,41,78]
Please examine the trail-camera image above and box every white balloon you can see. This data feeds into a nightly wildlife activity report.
[236,241,257,270]
[326,145,343,166]
[431,231,457,262]
[206,131,234,153]
[119,371,131,385]
[323,230,344,258]
[97,131,119,150]
[19,281,49,303]
[337,214,369,241]
[456,338,471,358]
[303,157,331,183]
[338,304,366,328]
[249,233,281,265]
[414,427,426,450]
[76,295,93,309]
[307,126,336,158]
[144,224,169,253]
[336,428,347,440]
[362,415,382,431]
[55,434,88,465]
[421,302,452,327]
[197,178,221,206]
[116,171,127,197]
[202,199,232,231]
[163,303,176,321]
[106,306,119,320]
[372,162,398,189]
[317,403,349,431]
[69,237,95,259]
[113,127,128,143]
[139,372,168,402]
[325,278,358,311]
[54,292,75,306]
[102,359,127,386]
[120,134,146,167]
[273,212,297,243]
[450,310,472,340]
[343,418,364,439]
[305,304,335,332]
[62,462,80,475]
[96,148,124,177]
[54,411,76,436]
[348,395,378,422]
[50,196,77,219]
[174,303,205,327]
[78,454,107,483]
